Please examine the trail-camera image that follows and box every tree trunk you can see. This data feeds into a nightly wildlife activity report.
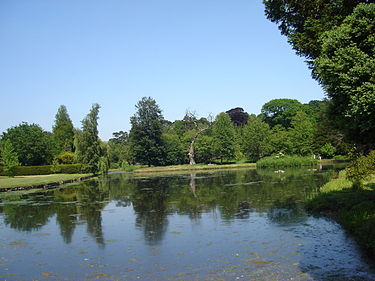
[188,139,196,165]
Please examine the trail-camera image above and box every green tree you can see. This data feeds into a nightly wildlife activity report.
[129,97,165,166]
[264,1,374,149]
[52,105,74,154]
[288,111,315,156]
[270,125,292,155]
[212,113,236,163]
[263,0,367,60]
[1,139,20,177]
[195,135,214,164]
[75,104,102,174]
[1,122,52,166]
[242,115,272,161]
[313,3,375,146]
[108,131,132,167]
[260,98,308,129]
[320,143,336,158]
[163,133,187,165]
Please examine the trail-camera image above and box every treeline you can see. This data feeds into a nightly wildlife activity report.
[0,96,353,174]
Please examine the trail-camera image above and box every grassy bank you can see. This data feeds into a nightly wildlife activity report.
[306,171,375,259]
[0,174,89,190]
[134,163,256,173]
[257,155,318,168]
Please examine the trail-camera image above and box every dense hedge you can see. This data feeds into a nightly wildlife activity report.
[0,164,83,176]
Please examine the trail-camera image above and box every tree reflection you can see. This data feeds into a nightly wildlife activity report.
[267,196,307,226]
[0,168,334,247]
[131,177,170,246]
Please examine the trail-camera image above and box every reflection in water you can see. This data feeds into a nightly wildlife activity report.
[0,167,374,280]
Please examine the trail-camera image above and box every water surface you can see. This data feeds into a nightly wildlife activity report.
[0,167,374,280]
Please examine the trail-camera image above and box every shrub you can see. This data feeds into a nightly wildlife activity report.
[0,164,83,176]
[320,143,336,158]
[55,152,75,164]
[346,151,375,189]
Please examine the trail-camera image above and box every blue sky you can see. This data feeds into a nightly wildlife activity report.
[0,0,325,140]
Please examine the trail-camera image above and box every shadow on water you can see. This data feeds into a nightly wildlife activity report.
[0,165,374,280]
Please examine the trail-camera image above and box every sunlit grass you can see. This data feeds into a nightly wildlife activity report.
[306,171,375,258]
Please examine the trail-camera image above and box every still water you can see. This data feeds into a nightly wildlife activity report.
[0,167,374,280]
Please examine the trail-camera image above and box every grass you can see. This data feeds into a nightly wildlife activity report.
[257,155,318,168]
[133,163,256,173]
[306,171,375,259]
[0,174,89,189]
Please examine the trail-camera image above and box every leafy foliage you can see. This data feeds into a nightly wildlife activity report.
[264,1,374,149]
[1,122,52,166]
[225,107,249,126]
[320,143,336,158]
[242,115,272,161]
[313,3,375,146]
[52,105,74,154]
[129,97,165,166]
[212,113,236,163]
[288,111,315,156]
[55,152,75,164]
[75,104,102,174]
[346,150,375,189]
[260,99,308,129]
[263,0,366,59]
[1,139,20,177]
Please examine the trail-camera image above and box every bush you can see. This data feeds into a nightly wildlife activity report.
[346,151,375,189]
[0,164,83,176]
[257,154,317,168]
[320,143,336,158]
[55,152,75,164]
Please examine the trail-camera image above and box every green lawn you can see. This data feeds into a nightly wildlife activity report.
[0,174,89,189]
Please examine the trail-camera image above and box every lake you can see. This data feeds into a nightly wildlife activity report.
[0,166,374,280]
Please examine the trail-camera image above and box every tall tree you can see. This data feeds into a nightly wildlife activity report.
[1,139,20,177]
[52,105,74,154]
[129,97,165,166]
[263,0,367,60]
[313,3,375,148]
[264,1,374,149]
[242,115,272,161]
[260,98,308,129]
[1,122,52,165]
[288,111,316,156]
[212,113,236,163]
[75,104,102,174]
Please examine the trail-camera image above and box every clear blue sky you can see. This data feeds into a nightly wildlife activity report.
[0,0,325,140]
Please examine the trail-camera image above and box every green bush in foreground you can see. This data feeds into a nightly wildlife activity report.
[346,151,375,189]
[257,154,317,168]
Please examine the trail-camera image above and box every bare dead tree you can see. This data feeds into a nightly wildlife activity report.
[185,111,213,165]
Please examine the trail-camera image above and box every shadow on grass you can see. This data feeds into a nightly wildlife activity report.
[305,185,375,262]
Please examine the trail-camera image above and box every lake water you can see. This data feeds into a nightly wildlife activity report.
[0,167,374,280]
